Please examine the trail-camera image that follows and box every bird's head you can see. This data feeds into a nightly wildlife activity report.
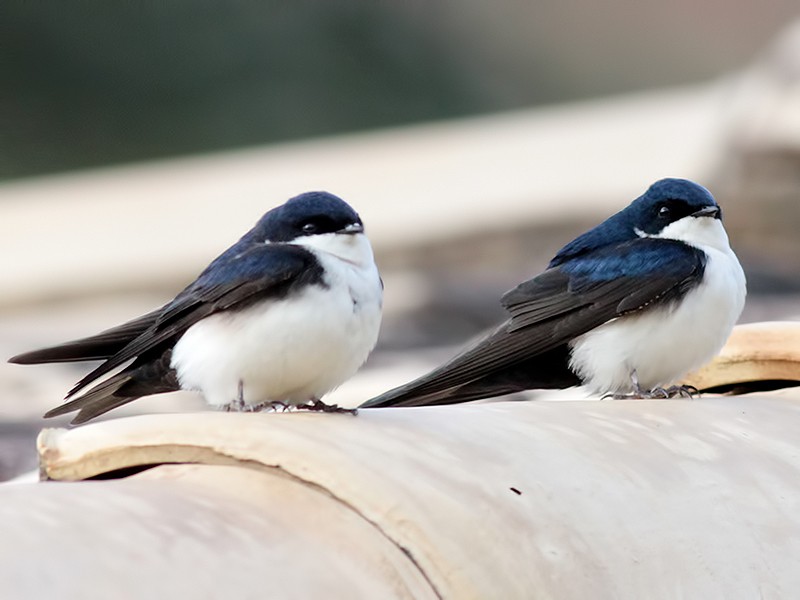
[628,178,724,247]
[550,178,728,267]
[252,191,372,264]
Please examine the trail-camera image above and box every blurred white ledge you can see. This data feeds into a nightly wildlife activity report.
[5,394,798,599]
[0,84,730,307]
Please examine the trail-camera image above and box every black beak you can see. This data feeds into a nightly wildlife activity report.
[340,222,364,234]
[692,205,721,219]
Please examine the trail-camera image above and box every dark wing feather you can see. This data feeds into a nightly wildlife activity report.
[64,243,321,398]
[361,239,706,408]
[44,350,181,424]
[34,243,321,422]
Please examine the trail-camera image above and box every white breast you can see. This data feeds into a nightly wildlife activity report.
[568,219,746,394]
[170,234,382,407]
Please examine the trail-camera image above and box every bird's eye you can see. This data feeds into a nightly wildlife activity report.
[301,222,318,234]
[658,206,671,218]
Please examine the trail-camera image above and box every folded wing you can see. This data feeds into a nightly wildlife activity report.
[361,238,705,408]
[20,243,320,423]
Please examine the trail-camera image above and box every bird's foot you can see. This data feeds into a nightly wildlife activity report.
[221,396,247,412]
[222,380,268,412]
[603,384,699,400]
[662,384,699,398]
[247,400,291,413]
[298,398,358,416]
[603,389,666,400]
[221,399,293,413]
[224,381,247,411]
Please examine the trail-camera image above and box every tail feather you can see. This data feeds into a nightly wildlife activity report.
[360,380,525,408]
[360,388,482,408]
[9,308,162,365]
[360,346,579,408]
[44,373,141,424]
[44,350,180,424]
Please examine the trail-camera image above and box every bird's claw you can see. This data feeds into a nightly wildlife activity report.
[222,398,247,412]
[222,380,248,411]
[298,399,358,415]
[603,384,699,400]
[222,386,356,415]
[248,400,291,412]
[663,384,699,398]
[223,400,291,413]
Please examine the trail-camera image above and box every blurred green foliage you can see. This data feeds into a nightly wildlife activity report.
[1,1,797,180]
[2,3,494,179]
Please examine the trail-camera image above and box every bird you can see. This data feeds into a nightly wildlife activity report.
[361,178,746,408]
[10,191,383,424]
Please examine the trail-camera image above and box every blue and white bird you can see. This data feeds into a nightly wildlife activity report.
[361,178,746,408]
[11,191,383,423]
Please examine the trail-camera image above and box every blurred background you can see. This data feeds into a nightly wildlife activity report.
[2,1,799,479]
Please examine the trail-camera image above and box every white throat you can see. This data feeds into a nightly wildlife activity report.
[636,216,732,253]
[292,232,375,267]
